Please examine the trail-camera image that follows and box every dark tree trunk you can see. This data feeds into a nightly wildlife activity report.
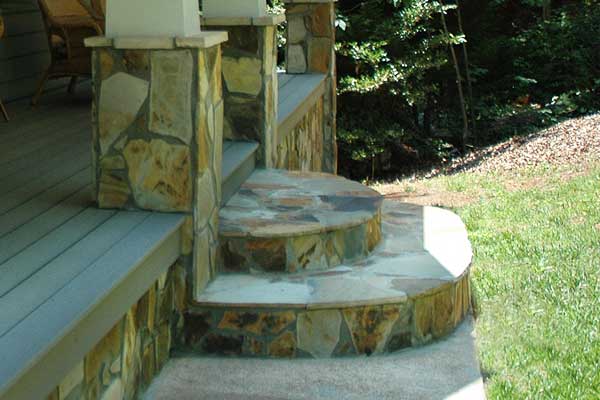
[456,0,476,139]
[440,1,470,151]
[543,0,552,21]
[423,96,434,136]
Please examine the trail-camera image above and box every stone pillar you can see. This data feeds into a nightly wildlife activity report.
[202,14,284,167]
[86,31,228,298]
[284,0,337,173]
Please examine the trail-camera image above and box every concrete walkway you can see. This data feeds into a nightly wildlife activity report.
[145,317,485,400]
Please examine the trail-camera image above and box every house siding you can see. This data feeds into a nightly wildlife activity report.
[0,0,68,101]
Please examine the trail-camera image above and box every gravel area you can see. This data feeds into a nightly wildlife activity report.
[430,113,600,177]
[372,114,599,207]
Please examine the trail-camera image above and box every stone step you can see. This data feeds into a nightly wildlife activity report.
[221,140,259,206]
[218,169,384,273]
[179,201,473,358]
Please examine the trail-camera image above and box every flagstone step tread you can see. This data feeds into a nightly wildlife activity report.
[219,169,383,238]
[201,201,471,309]
[183,201,472,358]
[218,169,384,273]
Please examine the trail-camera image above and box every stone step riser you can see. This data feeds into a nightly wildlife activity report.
[220,211,381,273]
[177,273,470,358]
[218,169,384,273]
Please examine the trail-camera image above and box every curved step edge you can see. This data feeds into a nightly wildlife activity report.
[219,169,384,273]
[179,201,473,358]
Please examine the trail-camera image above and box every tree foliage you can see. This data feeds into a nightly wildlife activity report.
[335,0,600,179]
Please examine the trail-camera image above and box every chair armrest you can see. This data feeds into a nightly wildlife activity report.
[49,15,102,35]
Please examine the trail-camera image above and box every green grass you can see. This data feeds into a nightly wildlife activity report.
[423,163,600,398]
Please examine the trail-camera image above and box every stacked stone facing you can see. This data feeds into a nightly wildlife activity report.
[273,95,325,171]
[181,276,471,358]
[284,0,337,173]
[46,262,186,400]
[217,169,383,273]
[86,32,227,302]
[180,171,473,358]
[203,15,282,168]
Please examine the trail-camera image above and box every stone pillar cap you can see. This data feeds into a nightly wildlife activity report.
[202,13,286,27]
[84,31,228,49]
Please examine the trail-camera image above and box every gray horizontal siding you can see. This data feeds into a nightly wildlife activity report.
[0,1,67,101]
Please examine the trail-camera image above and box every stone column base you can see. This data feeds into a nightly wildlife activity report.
[86,31,227,299]
[284,0,337,173]
[202,14,284,167]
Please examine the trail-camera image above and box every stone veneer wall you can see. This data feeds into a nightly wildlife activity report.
[88,35,225,299]
[46,262,187,400]
[220,209,381,273]
[273,95,324,171]
[180,272,471,358]
[284,0,337,173]
[205,23,278,167]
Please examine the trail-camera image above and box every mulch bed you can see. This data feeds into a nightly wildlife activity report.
[428,113,600,177]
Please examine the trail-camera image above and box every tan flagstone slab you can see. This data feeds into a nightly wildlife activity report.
[297,310,341,358]
[197,200,472,309]
[220,169,383,238]
[149,50,194,144]
[98,72,149,154]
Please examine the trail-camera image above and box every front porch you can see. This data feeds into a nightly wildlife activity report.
[0,64,332,398]
[0,1,474,399]
[0,87,184,399]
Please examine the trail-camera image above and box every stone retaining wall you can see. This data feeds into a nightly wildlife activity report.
[284,0,337,173]
[274,96,325,172]
[46,262,186,400]
[180,272,471,358]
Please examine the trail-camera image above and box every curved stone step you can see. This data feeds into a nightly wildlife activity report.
[219,169,383,273]
[182,201,473,358]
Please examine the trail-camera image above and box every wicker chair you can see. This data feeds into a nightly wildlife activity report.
[85,0,106,31]
[32,0,102,105]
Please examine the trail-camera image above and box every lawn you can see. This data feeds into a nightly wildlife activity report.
[375,160,600,399]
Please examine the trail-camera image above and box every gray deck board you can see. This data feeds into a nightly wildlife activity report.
[0,98,85,146]
[222,140,259,182]
[0,186,95,265]
[0,136,89,180]
[277,73,327,138]
[0,145,89,192]
[0,151,89,204]
[0,110,86,150]
[222,140,234,153]
[221,140,259,206]
[0,88,185,398]
[0,204,115,297]
[277,74,326,124]
[278,73,294,90]
[0,211,150,336]
[0,120,86,164]
[0,167,91,234]
[0,213,183,400]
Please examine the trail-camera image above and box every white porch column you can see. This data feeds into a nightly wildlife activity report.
[87,0,229,304]
[203,0,267,18]
[105,0,202,37]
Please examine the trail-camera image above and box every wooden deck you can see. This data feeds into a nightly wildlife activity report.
[0,72,327,398]
[0,88,184,399]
